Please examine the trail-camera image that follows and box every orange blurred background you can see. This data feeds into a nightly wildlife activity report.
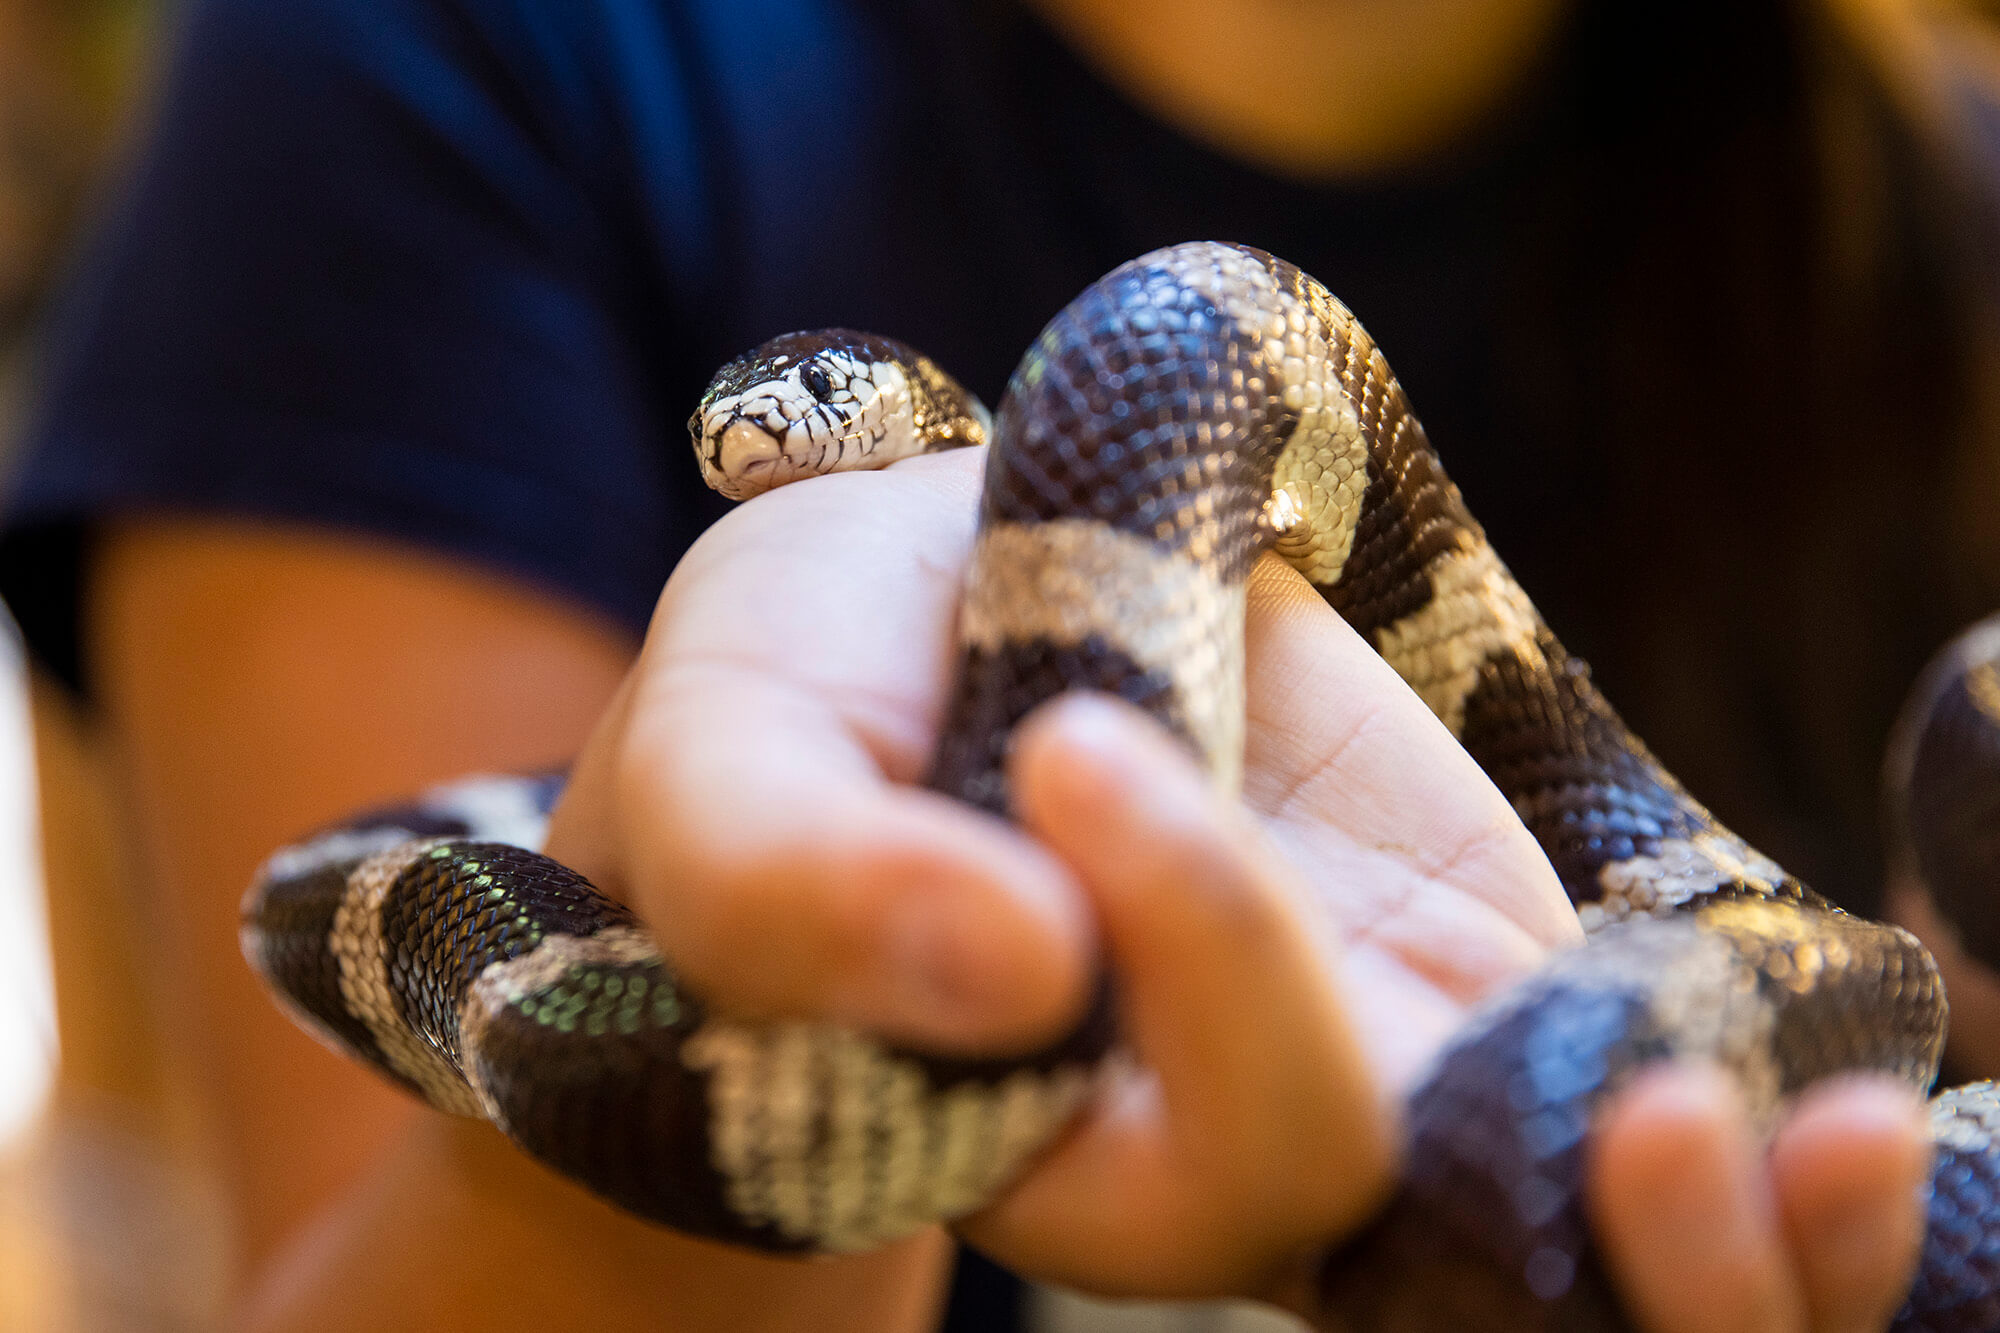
[2,9,233,1331]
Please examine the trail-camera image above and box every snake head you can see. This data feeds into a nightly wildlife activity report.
[688,330,929,501]
[690,329,990,501]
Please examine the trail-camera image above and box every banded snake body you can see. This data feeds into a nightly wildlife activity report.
[244,241,2000,1330]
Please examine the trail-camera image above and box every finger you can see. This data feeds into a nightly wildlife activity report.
[654,445,990,781]
[1016,696,1374,1138]
[1589,1061,1807,1333]
[1768,1076,1929,1333]
[631,677,1096,1052]
[542,665,639,886]
[962,694,1394,1296]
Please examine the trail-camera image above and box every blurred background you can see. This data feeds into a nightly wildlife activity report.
[2,0,2000,1330]
[0,4,232,1329]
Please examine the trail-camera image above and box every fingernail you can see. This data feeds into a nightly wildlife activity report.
[1619,1064,1755,1239]
[1041,694,1208,801]
[1824,1075,1928,1130]
[1033,693,1142,761]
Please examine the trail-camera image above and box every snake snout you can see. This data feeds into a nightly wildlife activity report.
[692,413,786,501]
[718,418,781,485]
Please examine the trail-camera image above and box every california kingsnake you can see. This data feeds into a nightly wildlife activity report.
[244,241,2000,1329]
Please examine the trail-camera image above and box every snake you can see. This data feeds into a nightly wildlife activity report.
[241,241,2000,1330]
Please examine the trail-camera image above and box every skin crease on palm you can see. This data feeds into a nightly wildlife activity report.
[541,447,1931,1330]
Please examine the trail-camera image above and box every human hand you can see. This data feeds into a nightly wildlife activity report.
[542,445,1929,1327]
[546,441,1573,1078]
[1589,1064,1929,1333]
[958,557,1930,1329]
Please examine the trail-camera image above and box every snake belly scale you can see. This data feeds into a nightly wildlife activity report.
[243,241,2000,1329]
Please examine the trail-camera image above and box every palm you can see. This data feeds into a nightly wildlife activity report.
[1239,560,1579,1096]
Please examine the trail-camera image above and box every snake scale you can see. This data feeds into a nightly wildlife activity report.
[243,241,2000,1330]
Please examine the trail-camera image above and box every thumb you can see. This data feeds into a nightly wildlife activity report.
[962,694,1393,1296]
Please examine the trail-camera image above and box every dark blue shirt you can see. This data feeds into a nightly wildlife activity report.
[5,0,1546,656]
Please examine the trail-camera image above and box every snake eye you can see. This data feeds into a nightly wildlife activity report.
[801,364,834,401]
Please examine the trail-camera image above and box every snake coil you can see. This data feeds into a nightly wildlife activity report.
[244,242,2000,1330]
